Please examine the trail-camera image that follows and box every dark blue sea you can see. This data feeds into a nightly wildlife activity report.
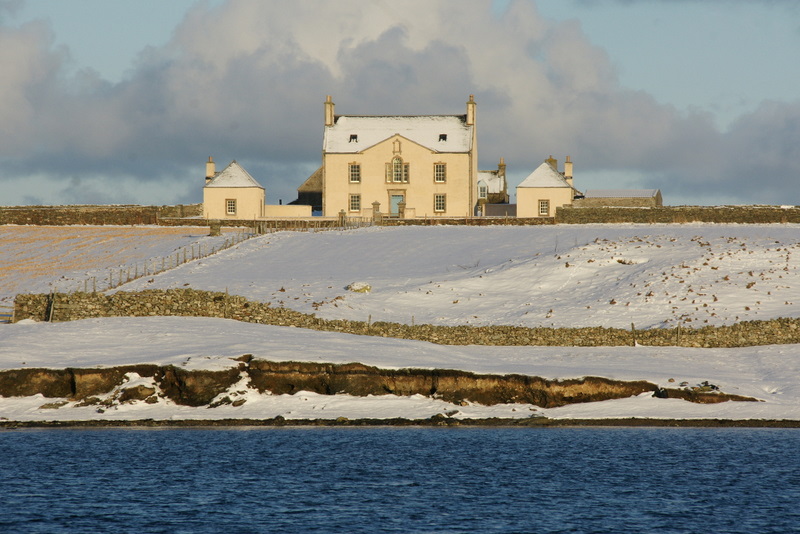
[1,427,798,534]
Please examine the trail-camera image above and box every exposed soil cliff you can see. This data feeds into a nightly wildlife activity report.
[0,357,757,410]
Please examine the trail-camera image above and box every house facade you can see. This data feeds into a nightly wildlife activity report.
[516,156,577,218]
[203,158,265,220]
[313,95,479,218]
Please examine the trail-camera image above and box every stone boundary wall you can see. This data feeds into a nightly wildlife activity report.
[14,289,800,348]
[572,198,658,208]
[556,205,800,224]
[382,217,553,226]
[158,218,369,231]
[0,204,202,226]
[5,204,800,227]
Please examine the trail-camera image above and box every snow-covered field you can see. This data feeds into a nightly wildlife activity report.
[2,224,800,422]
[115,224,800,329]
[0,225,239,306]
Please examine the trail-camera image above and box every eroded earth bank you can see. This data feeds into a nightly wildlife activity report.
[0,356,755,416]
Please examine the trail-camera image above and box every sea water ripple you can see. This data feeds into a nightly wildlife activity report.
[0,427,798,533]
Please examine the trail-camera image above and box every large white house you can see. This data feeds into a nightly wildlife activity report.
[298,96,483,218]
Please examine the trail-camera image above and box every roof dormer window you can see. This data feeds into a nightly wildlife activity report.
[438,134,447,142]
[349,134,358,142]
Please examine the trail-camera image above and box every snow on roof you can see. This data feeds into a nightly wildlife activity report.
[478,170,505,194]
[585,189,660,198]
[205,161,264,189]
[324,115,473,153]
[517,162,571,188]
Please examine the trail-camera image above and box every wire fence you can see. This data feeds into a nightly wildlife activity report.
[252,217,373,233]
[1,219,376,322]
[62,229,255,295]
[55,218,376,295]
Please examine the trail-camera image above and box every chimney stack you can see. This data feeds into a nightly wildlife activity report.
[205,156,215,184]
[466,94,476,126]
[325,95,335,126]
[564,155,574,188]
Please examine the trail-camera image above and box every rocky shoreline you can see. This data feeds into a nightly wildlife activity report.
[3,417,799,429]
[0,357,768,426]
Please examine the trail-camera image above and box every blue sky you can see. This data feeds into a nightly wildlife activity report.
[2,0,799,206]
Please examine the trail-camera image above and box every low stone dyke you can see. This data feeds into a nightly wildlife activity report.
[556,205,800,224]
[0,359,755,409]
[382,217,553,226]
[13,289,800,348]
[0,204,202,226]
[157,217,361,230]
[4,204,800,227]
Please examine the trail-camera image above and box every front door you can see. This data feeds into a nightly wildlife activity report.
[390,194,404,215]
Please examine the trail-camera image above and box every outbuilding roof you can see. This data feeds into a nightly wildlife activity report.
[517,162,571,188]
[323,115,473,153]
[205,161,264,189]
[478,170,505,194]
[584,189,660,198]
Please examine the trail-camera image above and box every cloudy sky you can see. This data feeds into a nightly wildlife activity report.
[2,0,799,207]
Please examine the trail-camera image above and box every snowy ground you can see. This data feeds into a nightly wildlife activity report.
[2,224,800,422]
[0,225,240,306]
[114,224,800,329]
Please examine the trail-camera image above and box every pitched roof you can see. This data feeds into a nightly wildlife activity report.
[205,161,264,189]
[323,115,473,153]
[584,189,660,198]
[298,166,323,193]
[517,162,571,188]
[478,170,505,194]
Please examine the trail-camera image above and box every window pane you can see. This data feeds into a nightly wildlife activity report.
[349,194,361,211]
[434,194,446,212]
[434,163,446,182]
[539,200,549,216]
[393,158,402,182]
[349,164,360,183]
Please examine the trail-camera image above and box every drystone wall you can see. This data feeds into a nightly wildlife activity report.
[0,204,202,226]
[556,205,800,224]
[382,217,553,226]
[572,198,659,208]
[4,204,800,227]
[14,289,800,348]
